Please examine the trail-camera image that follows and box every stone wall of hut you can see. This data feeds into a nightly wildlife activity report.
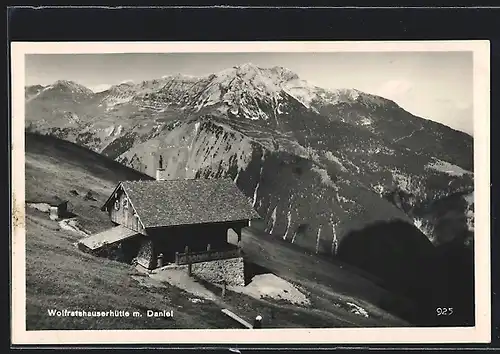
[163,257,245,287]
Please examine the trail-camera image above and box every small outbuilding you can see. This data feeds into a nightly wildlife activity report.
[26,196,69,220]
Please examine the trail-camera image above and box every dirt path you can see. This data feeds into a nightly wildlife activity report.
[147,267,372,328]
[149,268,261,327]
[58,218,90,237]
[149,269,219,302]
[228,273,310,306]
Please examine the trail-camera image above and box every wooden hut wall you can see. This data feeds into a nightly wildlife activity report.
[107,187,146,235]
[57,202,68,216]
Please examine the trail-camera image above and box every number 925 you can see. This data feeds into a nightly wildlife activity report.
[436,307,453,316]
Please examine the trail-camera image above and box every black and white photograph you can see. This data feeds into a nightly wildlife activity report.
[10,41,490,344]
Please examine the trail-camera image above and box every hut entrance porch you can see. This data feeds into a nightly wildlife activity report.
[134,221,247,270]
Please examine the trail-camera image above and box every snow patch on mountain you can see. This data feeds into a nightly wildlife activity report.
[104,96,133,109]
[338,195,355,205]
[413,217,436,242]
[104,126,114,137]
[366,145,395,156]
[359,117,372,126]
[370,183,386,198]
[312,166,339,191]
[104,125,124,137]
[92,84,112,93]
[315,226,322,254]
[391,169,416,194]
[66,112,80,124]
[346,302,369,318]
[425,158,472,177]
[270,205,278,233]
[330,222,339,255]
[251,158,264,208]
[281,78,319,107]
[284,210,293,240]
[323,151,348,172]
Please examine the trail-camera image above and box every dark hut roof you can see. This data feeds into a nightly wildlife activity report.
[104,178,260,228]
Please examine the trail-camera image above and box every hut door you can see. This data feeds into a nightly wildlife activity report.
[136,238,154,269]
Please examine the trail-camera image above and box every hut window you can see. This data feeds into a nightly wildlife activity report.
[123,197,129,209]
[114,199,120,211]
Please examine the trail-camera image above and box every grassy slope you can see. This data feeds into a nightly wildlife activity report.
[240,228,415,325]
[24,132,407,330]
[25,133,240,330]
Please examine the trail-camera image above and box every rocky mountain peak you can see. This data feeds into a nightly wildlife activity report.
[226,63,299,84]
[270,65,301,81]
[233,62,259,71]
[49,80,95,97]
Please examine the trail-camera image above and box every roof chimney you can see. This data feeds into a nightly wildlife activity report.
[156,168,165,181]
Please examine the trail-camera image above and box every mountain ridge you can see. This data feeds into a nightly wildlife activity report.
[25,63,473,141]
[27,77,473,137]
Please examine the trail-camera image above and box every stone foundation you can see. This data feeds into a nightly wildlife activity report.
[155,257,245,287]
[193,257,245,286]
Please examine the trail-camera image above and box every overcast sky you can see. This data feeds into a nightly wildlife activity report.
[25,51,473,135]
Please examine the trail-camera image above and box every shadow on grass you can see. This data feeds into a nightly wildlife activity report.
[337,219,475,327]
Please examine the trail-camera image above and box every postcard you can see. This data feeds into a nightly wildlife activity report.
[11,40,491,345]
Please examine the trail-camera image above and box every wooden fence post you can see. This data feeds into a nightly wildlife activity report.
[253,315,262,329]
[185,246,192,277]
[157,253,164,268]
[221,280,226,298]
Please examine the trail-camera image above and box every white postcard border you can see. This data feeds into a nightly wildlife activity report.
[11,40,491,345]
